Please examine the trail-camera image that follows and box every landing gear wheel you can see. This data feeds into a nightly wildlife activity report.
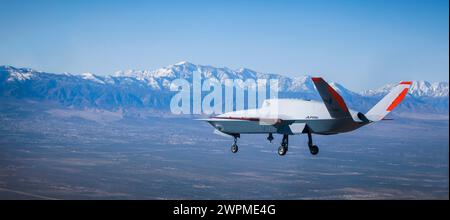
[307,128,319,155]
[278,145,287,156]
[278,134,289,156]
[230,134,239,154]
[231,144,238,153]
[309,145,319,155]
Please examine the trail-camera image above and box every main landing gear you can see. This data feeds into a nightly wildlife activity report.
[230,134,239,153]
[227,131,319,156]
[277,134,289,156]
[307,129,319,155]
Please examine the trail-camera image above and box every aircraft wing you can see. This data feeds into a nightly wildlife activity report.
[311,77,352,119]
[197,117,286,124]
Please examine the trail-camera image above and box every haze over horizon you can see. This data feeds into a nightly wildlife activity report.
[0,0,448,91]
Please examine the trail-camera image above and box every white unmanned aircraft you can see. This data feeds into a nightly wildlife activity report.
[202,77,412,156]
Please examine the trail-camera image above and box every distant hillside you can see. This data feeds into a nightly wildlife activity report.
[0,63,448,114]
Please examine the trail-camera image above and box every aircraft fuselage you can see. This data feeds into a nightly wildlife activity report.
[206,99,369,135]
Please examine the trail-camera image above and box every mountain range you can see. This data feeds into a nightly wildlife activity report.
[0,62,448,114]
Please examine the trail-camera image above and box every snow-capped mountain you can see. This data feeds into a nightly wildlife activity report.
[0,63,448,114]
[362,81,449,97]
[113,61,295,91]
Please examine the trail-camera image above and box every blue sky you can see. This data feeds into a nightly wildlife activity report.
[0,0,448,91]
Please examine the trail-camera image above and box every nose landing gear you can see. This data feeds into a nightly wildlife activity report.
[231,134,239,153]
